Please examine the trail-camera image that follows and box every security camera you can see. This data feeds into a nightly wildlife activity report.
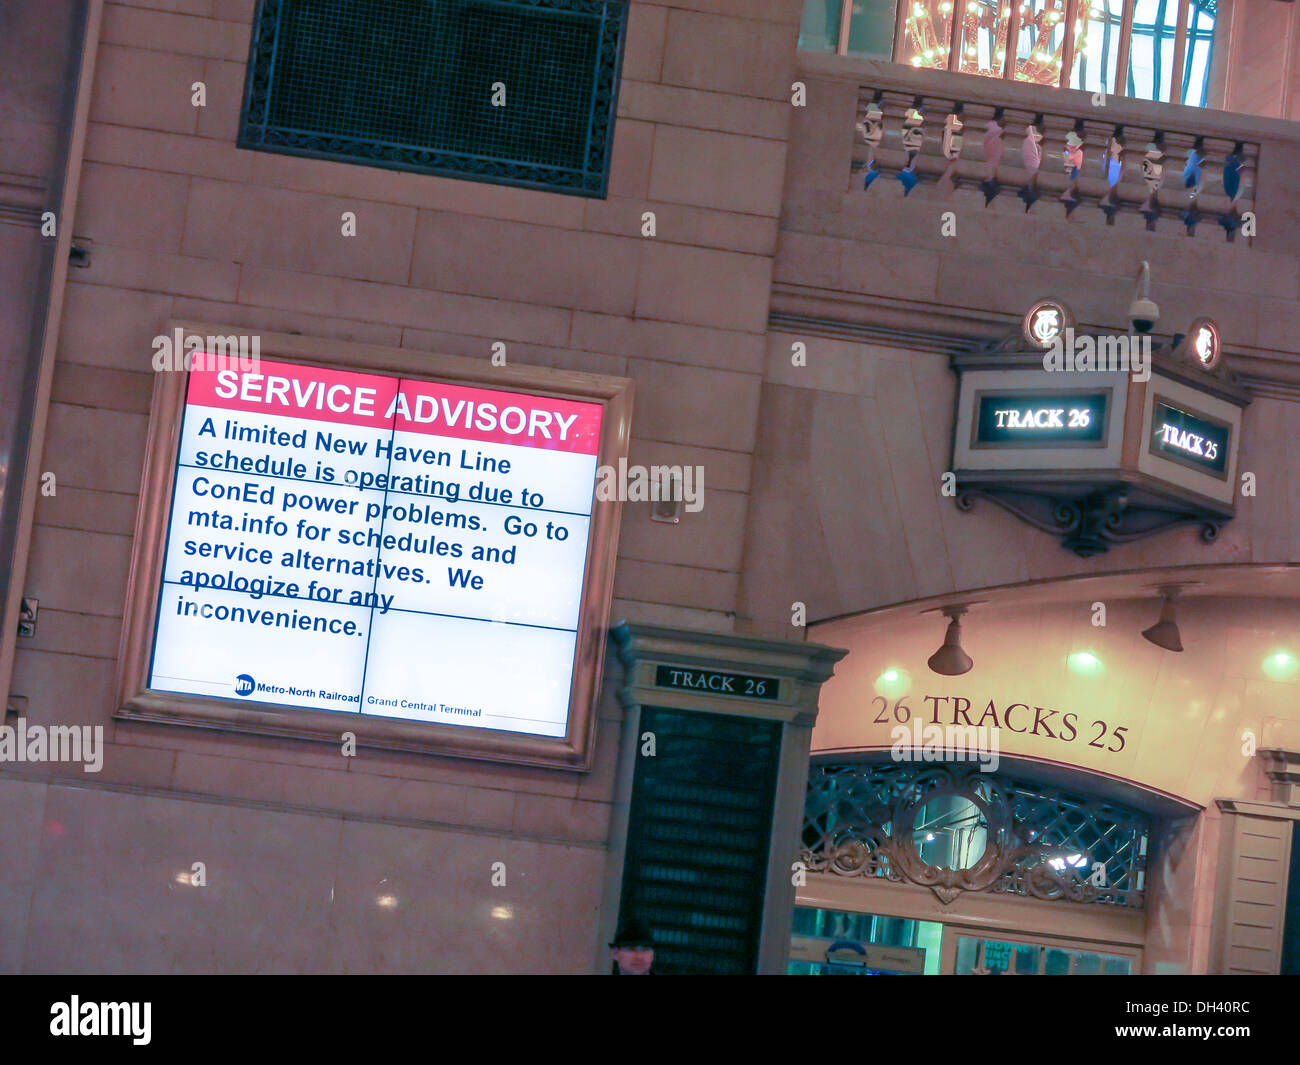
[1129,260,1159,334]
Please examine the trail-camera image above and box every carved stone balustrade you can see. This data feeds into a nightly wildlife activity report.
[852,86,1258,239]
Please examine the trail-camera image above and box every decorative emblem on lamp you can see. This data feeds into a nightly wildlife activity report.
[1021,297,1075,349]
[1176,316,1221,371]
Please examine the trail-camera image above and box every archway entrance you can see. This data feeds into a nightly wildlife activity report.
[788,759,1157,974]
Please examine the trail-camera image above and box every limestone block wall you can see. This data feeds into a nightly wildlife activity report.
[738,331,1300,634]
[736,52,1300,636]
[1,0,809,973]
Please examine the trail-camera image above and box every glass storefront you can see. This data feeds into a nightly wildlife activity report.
[954,934,1133,974]
[793,762,1150,974]
[790,906,943,974]
[790,905,1137,974]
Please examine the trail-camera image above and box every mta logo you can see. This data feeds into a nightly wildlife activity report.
[234,674,256,696]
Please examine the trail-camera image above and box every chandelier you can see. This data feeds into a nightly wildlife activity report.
[903,0,1089,87]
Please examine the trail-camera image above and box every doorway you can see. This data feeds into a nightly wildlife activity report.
[788,903,1140,974]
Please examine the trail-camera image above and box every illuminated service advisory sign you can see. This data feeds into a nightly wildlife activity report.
[148,358,603,738]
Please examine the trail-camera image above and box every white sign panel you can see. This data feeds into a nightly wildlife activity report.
[148,358,604,738]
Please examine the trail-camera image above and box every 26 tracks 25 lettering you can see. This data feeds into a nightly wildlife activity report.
[871,694,1128,753]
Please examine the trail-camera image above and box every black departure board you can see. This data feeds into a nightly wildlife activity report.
[615,707,783,974]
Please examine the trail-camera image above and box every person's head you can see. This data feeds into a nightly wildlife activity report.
[609,917,655,975]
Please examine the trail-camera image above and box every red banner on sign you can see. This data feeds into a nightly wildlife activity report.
[185,358,602,455]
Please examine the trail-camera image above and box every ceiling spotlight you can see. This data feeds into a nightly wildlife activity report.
[1141,586,1184,652]
[927,605,974,676]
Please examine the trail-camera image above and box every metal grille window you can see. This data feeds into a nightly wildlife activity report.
[239,0,628,196]
[800,0,1219,107]
[801,761,1150,908]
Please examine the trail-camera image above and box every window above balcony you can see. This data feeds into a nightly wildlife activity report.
[799,0,1299,117]
[237,0,628,197]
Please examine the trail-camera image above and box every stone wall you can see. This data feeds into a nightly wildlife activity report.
[3,0,807,974]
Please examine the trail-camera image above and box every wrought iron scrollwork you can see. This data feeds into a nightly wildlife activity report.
[801,763,1148,908]
[956,487,1225,558]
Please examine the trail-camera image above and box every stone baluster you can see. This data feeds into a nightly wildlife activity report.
[980,107,1005,206]
[1017,113,1044,210]
[1219,140,1245,241]
[857,92,886,191]
[1182,135,1204,235]
[1139,133,1164,231]
[846,89,1255,241]
[939,106,965,194]
[1099,125,1125,224]
[897,97,926,195]
[1060,119,1085,216]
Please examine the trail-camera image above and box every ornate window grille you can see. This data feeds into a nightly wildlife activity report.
[801,761,1149,907]
[799,0,1218,107]
[239,0,628,197]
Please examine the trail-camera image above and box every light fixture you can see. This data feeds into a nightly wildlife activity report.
[875,667,911,698]
[1141,585,1184,652]
[927,605,974,676]
[1263,651,1299,682]
[1068,650,1104,676]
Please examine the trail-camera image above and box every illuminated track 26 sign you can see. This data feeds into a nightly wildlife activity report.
[949,316,1249,557]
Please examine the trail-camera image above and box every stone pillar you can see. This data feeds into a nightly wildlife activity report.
[599,621,846,974]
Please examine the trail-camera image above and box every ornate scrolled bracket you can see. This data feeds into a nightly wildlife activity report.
[880,767,1086,905]
[956,487,1227,558]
